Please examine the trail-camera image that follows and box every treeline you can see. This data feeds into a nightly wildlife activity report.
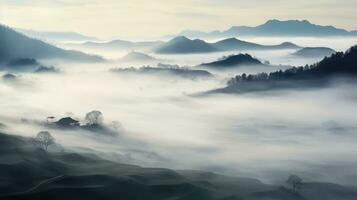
[228,46,357,86]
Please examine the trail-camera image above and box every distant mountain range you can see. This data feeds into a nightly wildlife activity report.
[16,28,98,42]
[155,36,301,54]
[209,45,357,94]
[178,19,357,38]
[0,24,104,63]
[291,47,336,58]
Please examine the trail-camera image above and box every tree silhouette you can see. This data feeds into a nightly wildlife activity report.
[33,131,55,151]
[286,175,303,192]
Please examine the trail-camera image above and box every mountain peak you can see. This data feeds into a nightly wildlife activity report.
[263,19,313,26]
[171,36,190,42]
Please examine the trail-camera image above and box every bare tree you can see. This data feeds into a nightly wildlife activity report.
[85,110,103,125]
[34,131,55,151]
[286,175,303,192]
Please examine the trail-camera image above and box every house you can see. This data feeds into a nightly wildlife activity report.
[55,117,80,128]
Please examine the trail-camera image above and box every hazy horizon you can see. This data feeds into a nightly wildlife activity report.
[1,0,357,39]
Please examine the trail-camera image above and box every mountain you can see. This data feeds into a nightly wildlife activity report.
[155,36,218,54]
[213,38,301,51]
[75,40,163,51]
[119,52,161,62]
[16,28,98,42]
[178,19,357,38]
[292,47,336,58]
[209,45,357,94]
[0,24,104,62]
[200,54,265,69]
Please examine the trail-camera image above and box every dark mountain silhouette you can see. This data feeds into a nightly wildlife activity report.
[208,45,357,94]
[1,132,357,200]
[200,54,265,69]
[119,52,162,62]
[178,19,357,38]
[111,64,213,79]
[75,40,163,51]
[15,28,98,42]
[155,36,218,54]
[0,24,104,63]
[292,47,336,58]
[213,38,301,51]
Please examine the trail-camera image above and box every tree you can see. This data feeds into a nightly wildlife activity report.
[286,175,303,192]
[34,131,55,151]
[85,110,103,125]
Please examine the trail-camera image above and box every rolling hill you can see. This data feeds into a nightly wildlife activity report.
[1,131,357,200]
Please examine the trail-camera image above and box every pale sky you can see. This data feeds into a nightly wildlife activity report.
[0,0,356,39]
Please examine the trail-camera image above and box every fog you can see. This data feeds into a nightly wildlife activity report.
[1,37,357,186]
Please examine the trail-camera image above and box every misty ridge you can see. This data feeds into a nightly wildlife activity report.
[207,45,357,94]
[1,17,357,200]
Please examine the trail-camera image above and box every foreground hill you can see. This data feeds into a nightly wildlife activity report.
[208,45,357,94]
[0,24,104,63]
[199,54,265,69]
[178,19,357,38]
[292,47,336,58]
[1,132,357,200]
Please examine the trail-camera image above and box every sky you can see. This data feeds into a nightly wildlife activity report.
[0,0,356,39]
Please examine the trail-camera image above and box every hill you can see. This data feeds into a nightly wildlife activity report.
[178,19,357,38]
[1,132,357,200]
[155,36,218,54]
[213,38,300,51]
[119,52,162,62]
[200,54,265,69]
[209,45,357,94]
[0,24,104,63]
[292,47,336,58]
